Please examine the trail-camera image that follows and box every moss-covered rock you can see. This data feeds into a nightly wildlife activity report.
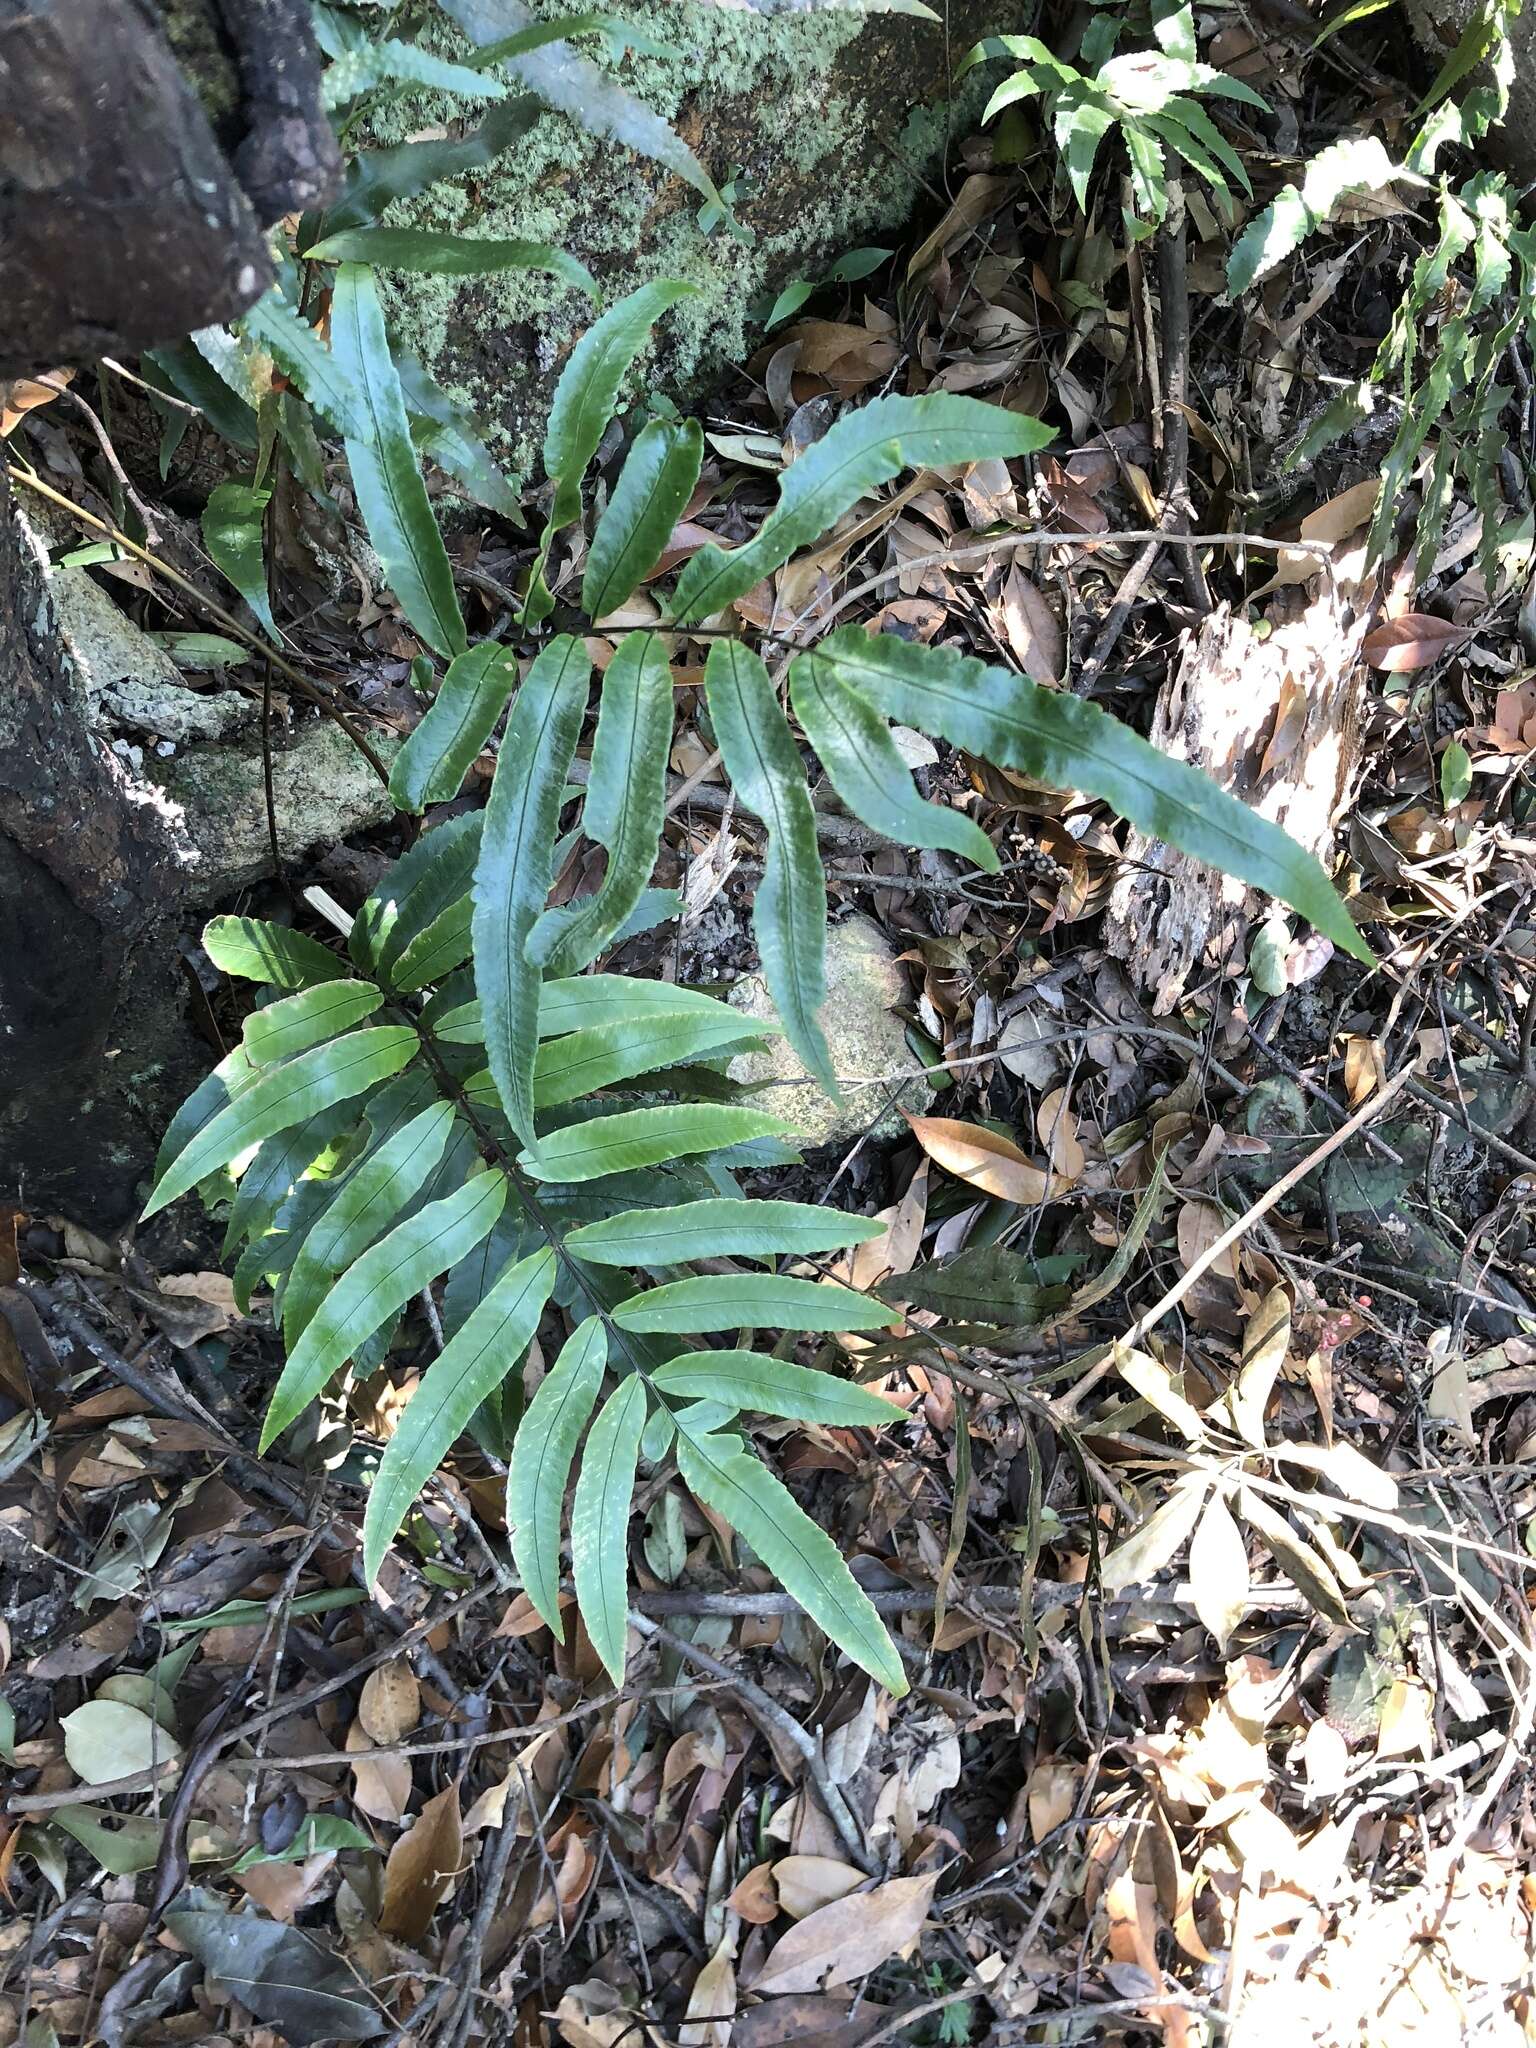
[367,0,1004,468]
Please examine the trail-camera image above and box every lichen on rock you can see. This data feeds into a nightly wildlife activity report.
[364,0,1001,468]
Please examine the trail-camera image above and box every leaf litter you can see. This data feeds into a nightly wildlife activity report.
[6,6,1536,2045]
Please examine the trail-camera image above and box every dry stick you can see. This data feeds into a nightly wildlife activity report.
[3,463,391,785]
[1053,1063,1417,1422]
[792,528,1339,648]
[627,1609,877,1875]
[1155,176,1213,618]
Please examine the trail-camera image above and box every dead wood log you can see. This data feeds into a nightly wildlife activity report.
[1102,586,1368,1012]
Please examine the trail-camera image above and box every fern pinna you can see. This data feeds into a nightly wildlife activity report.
[149,273,1366,1694]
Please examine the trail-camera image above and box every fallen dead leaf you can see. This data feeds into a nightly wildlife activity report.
[357,1660,420,1746]
[1361,612,1466,672]
[772,1854,867,1921]
[379,1779,463,1944]
[905,1115,1053,1206]
[749,1871,937,1995]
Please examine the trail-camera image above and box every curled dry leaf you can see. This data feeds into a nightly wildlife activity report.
[727,1860,780,1925]
[904,1115,1054,1206]
[749,1870,938,1995]
[1036,1086,1085,1180]
[680,1936,737,2048]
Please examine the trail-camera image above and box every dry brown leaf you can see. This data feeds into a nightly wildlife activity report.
[907,173,1010,278]
[1026,1760,1076,1843]
[727,1861,780,1925]
[1000,567,1064,686]
[1187,1490,1250,1654]
[0,368,72,439]
[1362,613,1466,673]
[1035,1087,1085,1181]
[358,1660,421,1745]
[680,1937,737,2048]
[749,1871,937,1995]
[1342,1034,1385,1105]
[347,1719,411,1826]
[905,1115,1052,1206]
[379,1779,463,1944]
[772,1855,867,1921]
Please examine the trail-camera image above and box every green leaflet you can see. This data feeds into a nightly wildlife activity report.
[283,1102,456,1344]
[240,292,367,440]
[673,1420,906,1694]
[817,629,1371,962]
[322,35,508,108]
[528,631,673,974]
[330,265,466,661]
[315,100,540,240]
[565,1197,884,1266]
[155,1045,259,1184]
[668,394,1054,624]
[204,917,347,988]
[363,1247,557,1584]
[542,280,700,530]
[1226,136,1401,296]
[472,636,591,1143]
[571,1374,647,1682]
[531,1012,771,1109]
[582,419,704,618]
[304,228,597,303]
[352,813,484,974]
[223,1104,356,1256]
[433,975,743,1045]
[389,644,518,813]
[507,1316,606,1634]
[202,483,276,641]
[144,1028,418,1220]
[654,1351,902,1427]
[613,1273,897,1335]
[243,982,384,1064]
[705,641,834,1095]
[260,1169,508,1449]
[521,1106,793,1184]
[393,897,475,991]
[789,652,999,872]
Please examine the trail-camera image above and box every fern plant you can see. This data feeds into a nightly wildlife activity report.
[1224,0,1532,579]
[962,0,1268,237]
[145,253,1369,1695]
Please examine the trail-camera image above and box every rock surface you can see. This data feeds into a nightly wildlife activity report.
[368,0,1004,467]
[728,912,934,1149]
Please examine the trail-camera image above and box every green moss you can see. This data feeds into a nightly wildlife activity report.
[155,0,241,129]
[361,0,994,469]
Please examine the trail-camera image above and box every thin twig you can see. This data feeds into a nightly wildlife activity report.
[1055,1064,1417,1420]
